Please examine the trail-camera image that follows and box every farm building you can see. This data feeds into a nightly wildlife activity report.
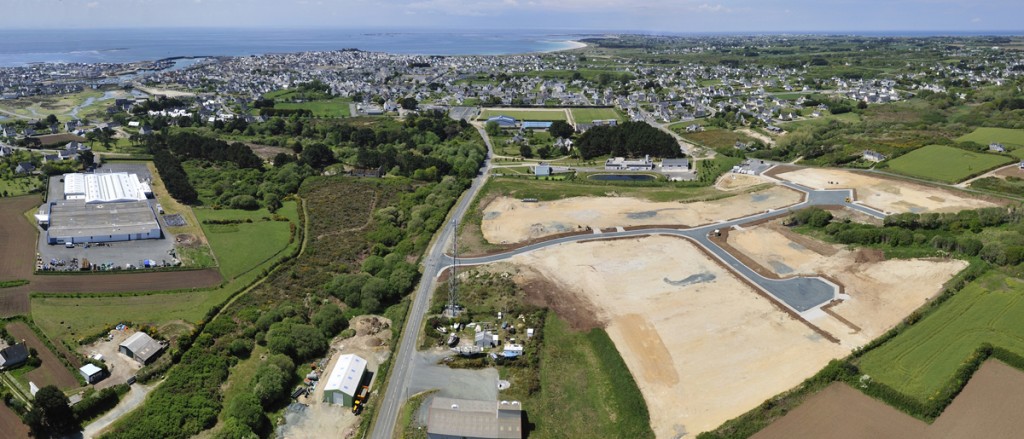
[486,115,517,128]
[0,343,29,370]
[533,164,552,177]
[43,200,161,245]
[119,332,164,365]
[661,158,690,170]
[79,364,105,384]
[323,353,368,407]
[605,155,654,171]
[475,331,499,348]
[427,397,523,439]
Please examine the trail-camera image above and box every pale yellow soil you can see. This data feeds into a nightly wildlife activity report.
[775,168,998,213]
[502,236,848,438]
[728,224,967,342]
[715,173,772,191]
[481,186,801,244]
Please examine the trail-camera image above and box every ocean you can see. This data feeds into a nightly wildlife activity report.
[0,28,589,67]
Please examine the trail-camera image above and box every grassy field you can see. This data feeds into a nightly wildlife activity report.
[523,314,653,438]
[886,145,1014,183]
[957,127,1024,148]
[195,201,299,279]
[676,126,757,149]
[858,271,1024,401]
[570,108,621,123]
[479,109,568,122]
[274,98,351,117]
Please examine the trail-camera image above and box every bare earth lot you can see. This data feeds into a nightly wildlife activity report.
[753,360,1024,439]
[727,221,966,344]
[501,236,847,438]
[6,322,80,390]
[481,186,801,244]
[714,173,771,191]
[78,329,145,389]
[773,167,998,213]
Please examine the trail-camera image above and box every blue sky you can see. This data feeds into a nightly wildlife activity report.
[3,0,1022,32]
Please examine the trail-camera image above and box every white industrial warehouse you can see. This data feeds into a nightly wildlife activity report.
[38,172,162,245]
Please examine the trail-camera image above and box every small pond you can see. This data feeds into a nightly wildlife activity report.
[589,174,656,181]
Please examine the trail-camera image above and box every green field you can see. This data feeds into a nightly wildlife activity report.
[675,126,757,150]
[957,127,1024,148]
[524,314,653,438]
[195,201,299,280]
[570,108,621,124]
[886,145,1014,183]
[274,98,351,117]
[479,109,568,122]
[858,272,1024,400]
[0,177,43,197]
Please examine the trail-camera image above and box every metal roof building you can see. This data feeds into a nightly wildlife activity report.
[63,172,149,204]
[45,200,161,245]
[427,397,523,439]
[119,332,164,365]
[521,121,553,130]
[323,354,368,407]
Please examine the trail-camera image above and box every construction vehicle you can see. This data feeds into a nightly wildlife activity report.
[352,385,370,415]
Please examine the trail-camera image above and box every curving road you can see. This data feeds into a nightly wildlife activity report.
[369,135,887,437]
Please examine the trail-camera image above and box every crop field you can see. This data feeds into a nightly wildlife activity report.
[957,127,1024,148]
[885,145,1014,183]
[5,322,80,389]
[274,98,351,117]
[570,108,621,123]
[194,201,299,279]
[857,272,1024,401]
[478,109,568,121]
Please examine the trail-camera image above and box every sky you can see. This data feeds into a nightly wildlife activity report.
[2,0,1023,33]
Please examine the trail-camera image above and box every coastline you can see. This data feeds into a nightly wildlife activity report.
[546,40,588,53]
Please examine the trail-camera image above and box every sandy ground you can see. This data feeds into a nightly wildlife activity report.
[503,236,848,438]
[278,316,391,439]
[715,173,772,191]
[774,167,998,213]
[728,223,966,344]
[993,165,1024,179]
[78,329,145,389]
[754,360,1024,439]
[481,186,801,244]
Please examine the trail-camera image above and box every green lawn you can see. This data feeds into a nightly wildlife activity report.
[195,201,299,280]
[524,314,653,438]
[274,98,351,117]
[858,271,1024,400]
[479,109,567,122]
[676,126,757,150]
[886,145,1014,183]
[570,108,621,124]
[957,127,1024,148]
[0,177,43,197]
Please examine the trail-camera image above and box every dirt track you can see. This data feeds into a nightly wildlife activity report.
[0,195,223,317]
[753,360,1024,439]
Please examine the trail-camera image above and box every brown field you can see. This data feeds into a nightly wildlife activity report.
[499,236,848,437]
[727,222,966,343]
[5,322,80,390]
[714,173,771,191]
[994,165,1024,179]
[753,360,1024,439]
[32,133,85,146]
[771,166,999,214]
[246,143,293,161]
[0,405,29,438]
[480,186,801,244]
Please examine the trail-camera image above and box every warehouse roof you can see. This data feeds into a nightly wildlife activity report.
[324,354,366,397]
[120,332,163,363]
[427,397,523,439]
[64,172,147,204]
[47,200,159,240]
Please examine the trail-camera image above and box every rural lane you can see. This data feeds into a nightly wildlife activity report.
[368,125,494,439]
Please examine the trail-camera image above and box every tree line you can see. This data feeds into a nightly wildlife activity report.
[575,121,683,160]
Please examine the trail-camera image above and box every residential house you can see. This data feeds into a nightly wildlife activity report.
[862,150,887,162]
[989,143,1006,153]
[0,343,29,370]
[16,162,36,174]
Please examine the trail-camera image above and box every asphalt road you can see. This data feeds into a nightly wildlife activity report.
[369,147,888,436]
[368,125,494,439]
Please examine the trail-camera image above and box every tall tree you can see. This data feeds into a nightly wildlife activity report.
[25,385,79,437]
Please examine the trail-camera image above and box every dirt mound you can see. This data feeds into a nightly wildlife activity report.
[352,315,391,337]
[854,248,885,263]
[175,234,199,247]
[517,267,605,331]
